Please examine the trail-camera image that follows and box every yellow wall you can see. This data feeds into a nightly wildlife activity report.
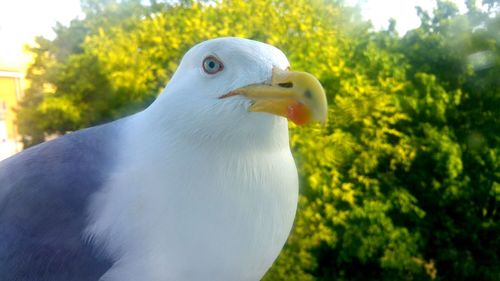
[0,75,21,140]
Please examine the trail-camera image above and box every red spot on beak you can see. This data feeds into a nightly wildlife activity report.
[287,101,310,125]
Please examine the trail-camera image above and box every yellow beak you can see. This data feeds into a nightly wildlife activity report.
[222,68,328,125]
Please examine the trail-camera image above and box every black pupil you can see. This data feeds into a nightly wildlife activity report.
[208,61,216,69]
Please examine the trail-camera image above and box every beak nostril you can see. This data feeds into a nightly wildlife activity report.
[278,82,293,88]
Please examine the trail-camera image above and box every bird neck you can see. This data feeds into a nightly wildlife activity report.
[125,98,292,156]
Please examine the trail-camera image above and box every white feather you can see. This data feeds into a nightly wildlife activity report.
[86,37,298,281]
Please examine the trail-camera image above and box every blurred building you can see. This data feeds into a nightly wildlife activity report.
[0,69,23,160]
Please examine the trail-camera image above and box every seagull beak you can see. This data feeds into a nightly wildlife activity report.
[221,68,328,125]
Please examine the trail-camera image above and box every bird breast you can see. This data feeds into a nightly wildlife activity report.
[86,129,298,281]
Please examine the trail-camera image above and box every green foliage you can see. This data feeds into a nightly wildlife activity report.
[394,3,500,279]
[18,0,499,280]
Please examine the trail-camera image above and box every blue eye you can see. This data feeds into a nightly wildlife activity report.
[203,56,224,74]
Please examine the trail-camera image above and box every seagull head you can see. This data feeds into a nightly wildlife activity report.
[146,37,327,145]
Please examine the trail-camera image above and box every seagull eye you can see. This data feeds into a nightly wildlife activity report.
[202,56,224,74]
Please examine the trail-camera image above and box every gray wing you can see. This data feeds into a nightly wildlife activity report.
[0,121,122,281]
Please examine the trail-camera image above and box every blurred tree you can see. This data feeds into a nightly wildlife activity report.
[18,0,152,146]
[17,0,499,280]
[18,19,91,146]
[395,1,500,279]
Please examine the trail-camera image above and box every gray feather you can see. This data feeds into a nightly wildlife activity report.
[0,121,123,280]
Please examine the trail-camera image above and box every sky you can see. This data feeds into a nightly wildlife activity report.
[0,0,472,71]
[0,0,82,70]
[347,0,468,33]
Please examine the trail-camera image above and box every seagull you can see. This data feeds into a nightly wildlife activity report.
[0,37,327,281]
